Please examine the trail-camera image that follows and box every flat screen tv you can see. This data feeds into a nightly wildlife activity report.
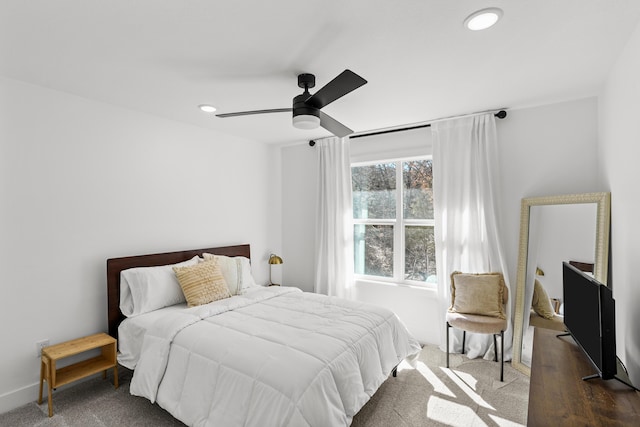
[562,262,617,380]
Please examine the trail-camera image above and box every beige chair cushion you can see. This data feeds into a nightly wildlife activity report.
[449,272,506,319]
[532,279,555,320]
[529,309,565,332]
[446,311,508,334]
[173,260,231,307]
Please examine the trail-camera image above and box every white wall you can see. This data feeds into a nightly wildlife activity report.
[497,98,601,294]
[0,76,281,412]
[280,143,317,291]
[599,18,640,386]
[281,97,601,347]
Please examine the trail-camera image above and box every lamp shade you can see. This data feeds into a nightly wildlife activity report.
[269,254,283,265]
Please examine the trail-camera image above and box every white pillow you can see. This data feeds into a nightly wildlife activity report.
[120,256,199,317]
[202,253,258,295]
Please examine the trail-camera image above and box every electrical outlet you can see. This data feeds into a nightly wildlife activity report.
[36,339,49,358]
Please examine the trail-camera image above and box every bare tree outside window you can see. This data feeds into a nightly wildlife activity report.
[352,159,436,284]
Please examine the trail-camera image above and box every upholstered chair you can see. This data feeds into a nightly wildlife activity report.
[446,271,508,381]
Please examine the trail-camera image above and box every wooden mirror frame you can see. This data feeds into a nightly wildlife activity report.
[511,192,611,375]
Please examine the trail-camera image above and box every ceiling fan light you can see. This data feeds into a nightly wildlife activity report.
[293,114,321,130]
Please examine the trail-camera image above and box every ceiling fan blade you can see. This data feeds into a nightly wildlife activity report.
[216,108,292,118]
[319,111,354,138]
[305,70,367,109]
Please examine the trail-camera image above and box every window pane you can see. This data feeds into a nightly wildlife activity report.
[405,226,436,282]
[403,160,434,219]
[352,163,396,219]
[354,224,394,277]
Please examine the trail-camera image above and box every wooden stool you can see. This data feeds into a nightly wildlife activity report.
[38,333,118,417]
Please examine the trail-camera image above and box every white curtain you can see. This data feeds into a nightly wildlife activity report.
[432,113,512,360]
[314,136,354,298]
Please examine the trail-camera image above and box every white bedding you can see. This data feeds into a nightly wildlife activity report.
[118,303,188,369]
[129,286,421,427]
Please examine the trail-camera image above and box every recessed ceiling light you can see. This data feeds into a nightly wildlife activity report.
[198,104,217,113]
[464,8,503,31]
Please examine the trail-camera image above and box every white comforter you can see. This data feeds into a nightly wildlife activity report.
[130,286,421,427]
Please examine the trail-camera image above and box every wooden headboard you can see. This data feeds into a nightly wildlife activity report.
[569,260,595,273]
[106,244,251,339]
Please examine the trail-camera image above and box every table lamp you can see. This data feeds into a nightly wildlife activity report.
[268,254,283,286]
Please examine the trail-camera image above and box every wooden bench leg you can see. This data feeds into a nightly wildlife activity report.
[47,359,55,417]
[38,356,54,416]
[38,359,44,404]
[47,382,53,417]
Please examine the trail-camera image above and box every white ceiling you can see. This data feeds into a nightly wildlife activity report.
[2,1,640,144]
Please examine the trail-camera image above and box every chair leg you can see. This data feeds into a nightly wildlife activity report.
[461,330,466,355]
[446,322,450,368]
[500,330,504,382]
[493,334,498,362]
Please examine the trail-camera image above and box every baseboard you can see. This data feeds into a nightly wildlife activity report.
[0,382,40,415]
[0,374,97,415]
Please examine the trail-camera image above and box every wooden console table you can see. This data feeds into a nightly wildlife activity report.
[528,327,640,426]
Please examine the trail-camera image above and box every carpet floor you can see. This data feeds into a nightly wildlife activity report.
[0,344,529,426]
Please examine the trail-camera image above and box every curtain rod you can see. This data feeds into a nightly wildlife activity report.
[309,109,507,147]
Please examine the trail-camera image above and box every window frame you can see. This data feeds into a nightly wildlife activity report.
[352,156,435,287]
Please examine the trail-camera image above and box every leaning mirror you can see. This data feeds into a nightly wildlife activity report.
[512,192,611,375]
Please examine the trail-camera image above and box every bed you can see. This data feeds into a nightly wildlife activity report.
[106,244,421,427]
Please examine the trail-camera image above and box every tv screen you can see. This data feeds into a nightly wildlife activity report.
[562,262,616,379]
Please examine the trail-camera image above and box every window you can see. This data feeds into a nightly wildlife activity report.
[352,159,436,285]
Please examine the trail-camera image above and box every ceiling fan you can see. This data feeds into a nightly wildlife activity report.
[216,69,367,138]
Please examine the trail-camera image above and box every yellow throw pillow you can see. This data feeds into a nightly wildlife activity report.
[173,260,231,307]
[532,279,556,320]
[449,272,506,319]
